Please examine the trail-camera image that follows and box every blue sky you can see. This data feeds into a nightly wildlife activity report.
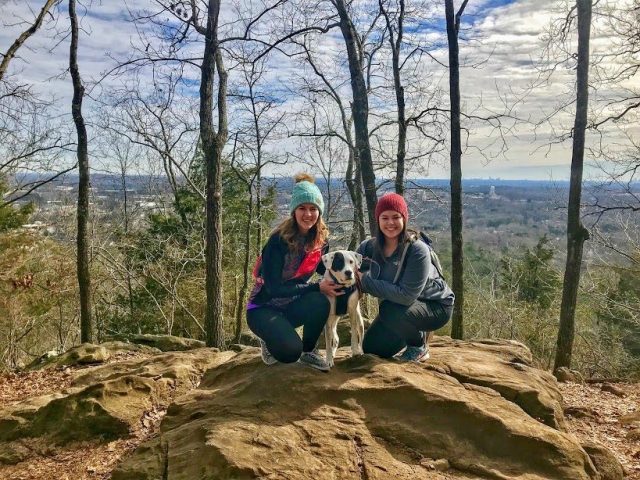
[1,0,638,181]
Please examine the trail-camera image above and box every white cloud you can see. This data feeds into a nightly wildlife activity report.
[1,0,638,180]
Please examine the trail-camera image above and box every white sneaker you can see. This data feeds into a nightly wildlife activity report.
[298,349,330,371]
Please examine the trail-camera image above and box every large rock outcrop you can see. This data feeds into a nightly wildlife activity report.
[0,348,233,463]
[428,337,565,429]
[104,334,206,352]
[1,337,623,479]
[26,341,161,370]
[112,341,606,480]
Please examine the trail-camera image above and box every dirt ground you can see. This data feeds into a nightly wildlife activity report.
[559,381,640,479]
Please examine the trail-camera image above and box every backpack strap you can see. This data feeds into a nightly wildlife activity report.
[392,238,413,284]
[393,231,445,285]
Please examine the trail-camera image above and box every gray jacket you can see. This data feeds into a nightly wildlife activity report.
[357,237,455,307]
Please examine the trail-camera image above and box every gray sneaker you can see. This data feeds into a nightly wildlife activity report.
[259,338,278,366]
[397,344,430,362]
[298,349,331,372]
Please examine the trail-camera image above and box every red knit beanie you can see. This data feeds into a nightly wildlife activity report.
[375,193,409,223]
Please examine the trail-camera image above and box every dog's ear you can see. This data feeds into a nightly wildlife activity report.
[322,252,334,268]
[359,257,372,273]
[353,252,363,268]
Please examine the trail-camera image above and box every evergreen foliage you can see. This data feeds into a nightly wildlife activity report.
[499,235,561,310]
[0,177,34,233]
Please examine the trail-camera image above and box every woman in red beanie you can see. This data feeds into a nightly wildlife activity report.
[356,193,455,361]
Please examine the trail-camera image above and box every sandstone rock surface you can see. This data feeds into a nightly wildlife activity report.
[105,334,206,352]
[554,366,585,384]
[581,440,625,480]
[27,341,161,370]
[113,340,607,480]
[2,338,624,480]
[0,349,232,449]
[428,337,565,429]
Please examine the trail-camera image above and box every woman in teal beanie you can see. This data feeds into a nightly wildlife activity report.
[246,173,344,371]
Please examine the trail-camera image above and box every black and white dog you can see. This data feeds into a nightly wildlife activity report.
[321,250,366,367]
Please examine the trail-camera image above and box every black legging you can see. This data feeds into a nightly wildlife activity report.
[363,299,453,358]
[247,291,330,363]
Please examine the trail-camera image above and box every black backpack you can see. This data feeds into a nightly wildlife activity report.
[413,231,445,281]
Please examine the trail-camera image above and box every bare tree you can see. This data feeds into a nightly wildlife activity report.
[228,50,288,342]
[289,34,367,248]
[589,0,640,129]
[444,0,468,340]
[199,0,228,348]
[0,0,59,82]
[554,0,592,371]
[231,52,285,254]
[582,0,640,230]
[0,87,74,207]
[93,129,141,333]
[227,137,254,343]
[68,0,93,343]
[332,0,378,234]
[1,1,75,206]
[102,75,202,208]
[379,0,406,194]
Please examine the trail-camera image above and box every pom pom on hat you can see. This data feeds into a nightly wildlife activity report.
[294,172,315,183]
[289,173,325,214]
[375,193,409,223]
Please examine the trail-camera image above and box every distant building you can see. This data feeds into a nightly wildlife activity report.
[488,186,500,200]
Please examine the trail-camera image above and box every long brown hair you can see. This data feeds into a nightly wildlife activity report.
[371,223,411,264]
[273,214,329,252]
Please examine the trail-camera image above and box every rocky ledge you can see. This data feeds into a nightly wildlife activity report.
[114,339,620,480]
[0,337,623,479]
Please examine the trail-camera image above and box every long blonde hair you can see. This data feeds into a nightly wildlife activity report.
[273,214,329,252]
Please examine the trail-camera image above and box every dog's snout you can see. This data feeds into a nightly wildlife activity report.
[345,270,353,278]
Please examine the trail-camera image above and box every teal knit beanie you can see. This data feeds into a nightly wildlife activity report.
[289,173,324,215]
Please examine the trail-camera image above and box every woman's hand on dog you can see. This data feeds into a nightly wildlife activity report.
[319,278,345,297]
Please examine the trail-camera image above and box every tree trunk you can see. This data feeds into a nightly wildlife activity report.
[380,0,407,195]
[347,151,366,250]
[200,0,228,349]
[255,164,263,256]
[554,0,592,371]
[235,187,253,343]
[251,80,264,256]
[333,0,377,235]
[355,161,366,240]
[69,0,93,344]
[118,162,137,332]
[445,0,467,340]
[346,145,360,250]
